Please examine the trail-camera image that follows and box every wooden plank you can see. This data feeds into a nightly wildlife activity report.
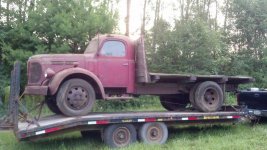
[149,73,254,84]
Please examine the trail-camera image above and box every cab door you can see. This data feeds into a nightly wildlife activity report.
[97,40,129,87]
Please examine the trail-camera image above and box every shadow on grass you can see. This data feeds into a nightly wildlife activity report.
[168,124,237,140]
[19,131,105,149]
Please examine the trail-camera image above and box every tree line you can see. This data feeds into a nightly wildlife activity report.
[144,0,267,87]
[0,0,267,101]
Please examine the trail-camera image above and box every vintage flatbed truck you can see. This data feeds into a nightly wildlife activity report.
[0,62,248,148]
[24,34,253,116]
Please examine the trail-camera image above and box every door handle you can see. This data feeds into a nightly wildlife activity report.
[122,63,129,66]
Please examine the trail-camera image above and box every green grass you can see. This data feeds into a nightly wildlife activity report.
[1,123,267,150]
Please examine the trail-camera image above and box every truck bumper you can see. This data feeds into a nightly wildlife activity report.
[24,86,48,95]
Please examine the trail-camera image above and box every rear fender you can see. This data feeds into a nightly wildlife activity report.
[48,68,105,99]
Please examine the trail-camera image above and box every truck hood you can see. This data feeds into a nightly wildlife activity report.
[28,53,95,72]
[26,53,97,86]
[29,53,94,61]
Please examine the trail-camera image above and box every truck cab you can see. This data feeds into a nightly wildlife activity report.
[25,35,138,96]
[85,35,136,93]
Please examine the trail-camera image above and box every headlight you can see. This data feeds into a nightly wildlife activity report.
[44,68,55,78]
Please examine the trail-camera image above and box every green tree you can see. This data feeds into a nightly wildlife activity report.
[0,0,118,100]
[147,19,225,75]
[227,0,267,87]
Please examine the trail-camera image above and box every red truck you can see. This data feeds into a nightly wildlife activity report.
[24,34,253,116]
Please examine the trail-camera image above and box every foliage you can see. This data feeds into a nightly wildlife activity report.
[227,0,267,87]
[0,0,267,110]
[0,0,118,100]
[146,0,267,88]
[147,19,226,75]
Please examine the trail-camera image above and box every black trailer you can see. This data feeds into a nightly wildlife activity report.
[0,62,248,148]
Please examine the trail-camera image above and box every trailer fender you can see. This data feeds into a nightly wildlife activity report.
[48,67,105,99]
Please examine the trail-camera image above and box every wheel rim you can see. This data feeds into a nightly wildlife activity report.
[146,125,163,142]
[203,88,219,107]
[113,127,131,147]
[66,86,89,110]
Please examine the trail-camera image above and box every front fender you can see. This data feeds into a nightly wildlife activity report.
[48,67,105,99]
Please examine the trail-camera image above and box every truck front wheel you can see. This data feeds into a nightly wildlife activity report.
[194,81,223,112]
[56,78,95,116]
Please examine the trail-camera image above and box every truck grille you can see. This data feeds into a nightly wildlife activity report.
[29,62,42,83]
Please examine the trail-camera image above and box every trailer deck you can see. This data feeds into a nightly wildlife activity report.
[0,62,249,148]
[17,107,244,140]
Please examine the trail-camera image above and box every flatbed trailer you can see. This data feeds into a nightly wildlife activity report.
[0,62,248,148]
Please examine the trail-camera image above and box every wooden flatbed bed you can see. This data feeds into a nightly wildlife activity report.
[149,73,254,84]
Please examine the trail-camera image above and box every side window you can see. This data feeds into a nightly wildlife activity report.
[100,41,126,57]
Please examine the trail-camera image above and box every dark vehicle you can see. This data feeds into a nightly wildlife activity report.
[238,88,267,117]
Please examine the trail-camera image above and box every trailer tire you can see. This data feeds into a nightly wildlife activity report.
[160,94,189,111]
[103,124,137,148]
[194,81,223,112]
[138,122,168,145]
[45,96,61,114]
[56,79,95,116]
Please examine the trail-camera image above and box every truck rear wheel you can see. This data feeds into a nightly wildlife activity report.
[103,124,137,148]
[56,79,95,116]
[194,81,223,112]
[160,94,189,111]
[138,122,168,145]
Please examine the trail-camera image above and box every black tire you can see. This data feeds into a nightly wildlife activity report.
[160,94,189,111]
[138,122,168,145]
[103,124,137,148]
[45,96,61,114]
[56,78,95,116]
[189,83,201,110]
[194,81,224,112]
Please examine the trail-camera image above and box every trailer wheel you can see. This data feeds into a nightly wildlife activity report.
[138,122,168,145]
[56,79,95,116]
[103,124,137,148]
[45,96,61,114]
[160,94,189,111]
[194,81,223,112]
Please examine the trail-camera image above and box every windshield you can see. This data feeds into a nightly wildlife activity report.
[84,39,98,54]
